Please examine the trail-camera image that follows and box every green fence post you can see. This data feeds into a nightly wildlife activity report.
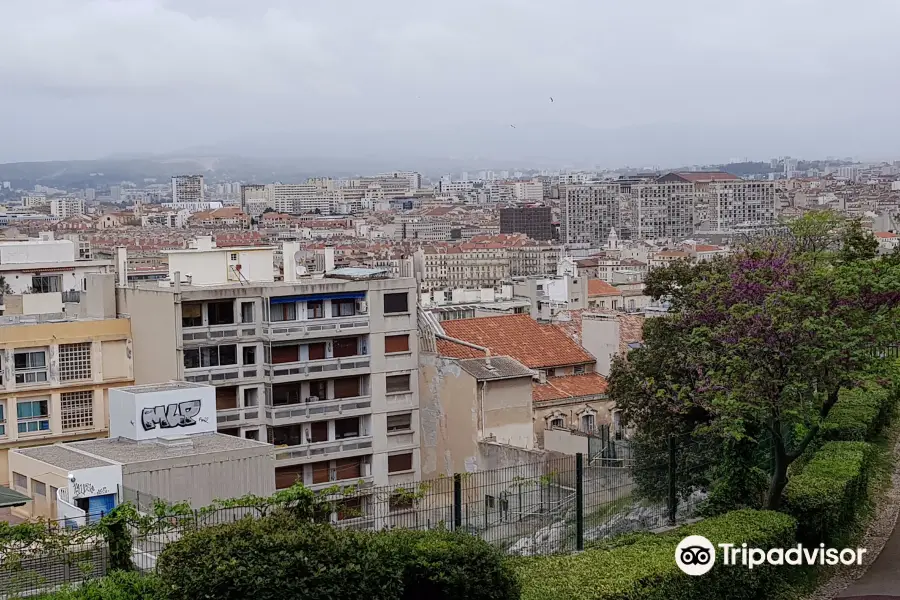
[453,473,462,531]
[575,453,584,551]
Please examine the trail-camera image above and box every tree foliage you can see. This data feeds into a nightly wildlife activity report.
[610,213,900,509]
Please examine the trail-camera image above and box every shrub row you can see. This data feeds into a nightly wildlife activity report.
[155,515,520,600]
[32,571,165,600]
[782,441,876,545]
[821,379,895,442]
[515,509,796,600]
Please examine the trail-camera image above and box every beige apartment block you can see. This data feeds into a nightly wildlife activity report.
[0,317,134,488]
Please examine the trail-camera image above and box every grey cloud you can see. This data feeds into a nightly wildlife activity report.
[1,0,899,164]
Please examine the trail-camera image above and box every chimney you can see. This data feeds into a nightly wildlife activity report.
[484,348,492,369]
[115,246,128,288]
[323,247,335,272]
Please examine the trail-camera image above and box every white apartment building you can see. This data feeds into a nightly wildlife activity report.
[117,242,421,500]
[22,195,48,209]
[268,184,331,215]
[172,175,205,204]
[703,180,777,232]
[562,184,622,245]
[630,182,695,240]
[50,197,86,219]
[0,233,114,296]
[513,181,543,202]
[162,201,223,213]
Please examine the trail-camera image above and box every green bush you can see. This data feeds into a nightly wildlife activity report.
[157,515,519,600]
[821,381,893,442]
[515,509,796,600]
[375,529,520,600]
[783,441,875,545]
[32,571,164,600]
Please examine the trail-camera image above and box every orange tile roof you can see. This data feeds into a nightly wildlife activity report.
[588,279,622,297]
[693,244,723,252]
[437,314,595,369]
[532,373,608,402]
[875,232,897,238]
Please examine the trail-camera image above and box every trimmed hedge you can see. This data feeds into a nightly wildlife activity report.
[156,515,519,600]
[821,380,894,442]
[783,441,876,545]
[515,509,796,600]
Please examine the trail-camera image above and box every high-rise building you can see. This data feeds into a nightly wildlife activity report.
[172,175,205,204]
[121,240,421,498]
[109,185,122,204]
[84,188,96,202]
[512,181,543,202]
[562,184,622,246]
[50,197,86,219]
[500,206,553,240]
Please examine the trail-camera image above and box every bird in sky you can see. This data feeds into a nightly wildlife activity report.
[550,97,554,102]
[509,124,517,129]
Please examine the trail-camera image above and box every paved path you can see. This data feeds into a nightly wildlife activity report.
[838,508,900,599]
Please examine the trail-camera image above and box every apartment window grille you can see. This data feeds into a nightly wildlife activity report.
[30,275,60,293]
[59,343,92,382]
[14,350,48,385]
[17,399,50,434]
[61,390,94,431]
[386,374,411,394]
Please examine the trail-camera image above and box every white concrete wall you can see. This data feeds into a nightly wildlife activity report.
[0,240,76,265]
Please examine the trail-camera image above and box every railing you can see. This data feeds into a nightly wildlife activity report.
[263,314,369,338]
[56,487,87,529]
[182,323,259,342]
[184,365,260,384]
[275,435,374,462]
[216,406,261,425]
[267,355,370,379]
[268,395,371,423]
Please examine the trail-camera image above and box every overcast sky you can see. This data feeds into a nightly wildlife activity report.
[3,0,900,167]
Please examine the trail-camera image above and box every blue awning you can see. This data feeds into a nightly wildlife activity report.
[269,292,366,304]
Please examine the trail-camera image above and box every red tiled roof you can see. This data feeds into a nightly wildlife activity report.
[875,232,897,239]
[532,373,608,402]
[693,244,723,252]
[437,314,595,369]
[588,279,622,297]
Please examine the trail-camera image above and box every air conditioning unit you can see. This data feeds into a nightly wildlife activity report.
[358,301,368,313]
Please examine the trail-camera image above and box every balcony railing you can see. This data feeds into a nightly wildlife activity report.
[184,364,260,384]
[266,356,370,380]
[263,314,369,339]
[274,436,373,463]
[183,323,260,343]
[267,395,371,424]
[216,406,261,425]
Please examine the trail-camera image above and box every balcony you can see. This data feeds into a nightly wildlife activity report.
[274,435,374,465]
[182,323,260,343]
[267,396,372,425]
[266,356,371,382]
[216,406,261,426]
[184,364,261,384]
[263,314,369,341]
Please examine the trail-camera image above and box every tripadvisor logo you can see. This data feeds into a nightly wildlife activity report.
[675,535,867,576]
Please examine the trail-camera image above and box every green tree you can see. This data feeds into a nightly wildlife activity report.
[0,276,11,295]
[611,240,900,509]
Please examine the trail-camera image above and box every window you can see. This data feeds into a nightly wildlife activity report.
[574,365,585,375]
[245,430,259,441]
[307,301,324,319]
[61,390,94,431]
[581,414,596,433]
[331,300,356,317]
[384,292,408,314]
[33,481,46,497]
[30,275,60,293]
[386,374,411,394]
[14,350,48,385]
[387,413,412,432]
[17,399,49,434]
[388,452,413,473]
[270,303,297,322]
[550,417,564,429]
[58,343,92,382]
[50,486,58,501]
[12,472,27,491]
[230,253,238,261]
[242,346,257,365]
[183,345,238,369]
[241,302,255,323]
[333,377,360,399]
[182,303,203,327]
[308,343,326,361]
[207,301,234,325]
[334,417,360,440]
[332,338,359,358]
[385,335,410,354]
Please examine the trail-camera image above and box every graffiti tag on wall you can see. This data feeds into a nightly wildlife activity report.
[73,482,111,498]
[141,399,204,431]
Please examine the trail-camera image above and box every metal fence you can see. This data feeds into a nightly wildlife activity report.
[0,439,715,596]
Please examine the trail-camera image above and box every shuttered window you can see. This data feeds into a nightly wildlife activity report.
[384,335,410,354]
